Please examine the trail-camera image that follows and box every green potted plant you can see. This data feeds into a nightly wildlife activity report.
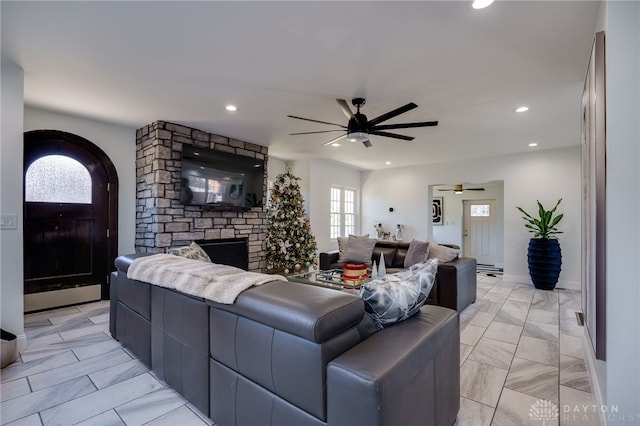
[516,198,564,290]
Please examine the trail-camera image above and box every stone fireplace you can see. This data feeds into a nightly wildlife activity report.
[135,121,268,272]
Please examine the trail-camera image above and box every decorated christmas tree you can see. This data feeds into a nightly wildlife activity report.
[266,170,318,274]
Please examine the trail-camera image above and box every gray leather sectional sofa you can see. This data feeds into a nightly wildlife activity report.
[110,254,460,426]
[320,241,477,312]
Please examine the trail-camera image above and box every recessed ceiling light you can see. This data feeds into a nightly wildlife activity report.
[515,106,529,113]
[331,143,341,147]
[225,105,238,112]
[385,161,392,165]
[472,0,494,9]
[529,142,538,147]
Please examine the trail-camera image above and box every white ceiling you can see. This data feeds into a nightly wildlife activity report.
[2,1,600,170]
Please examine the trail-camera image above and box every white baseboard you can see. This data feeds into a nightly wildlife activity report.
[556,280,581,291]
[17,333,27,353]
[501,274,580,290]
[582,333,606,425]
[24,285,101,312]
[502,274,530,285]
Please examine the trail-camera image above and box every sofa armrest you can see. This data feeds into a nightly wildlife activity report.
[327,306,460,426]
[437,257,477,311]
[320,250,340,270]
[115,253,152,272]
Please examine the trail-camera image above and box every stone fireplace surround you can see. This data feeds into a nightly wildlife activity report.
[135,121,268,272]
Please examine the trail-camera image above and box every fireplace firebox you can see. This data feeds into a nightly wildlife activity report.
[196,238,248,270]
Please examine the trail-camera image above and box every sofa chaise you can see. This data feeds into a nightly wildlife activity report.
[110,253,460,426]
[320,240,477,312]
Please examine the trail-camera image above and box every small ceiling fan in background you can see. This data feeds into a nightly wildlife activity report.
[287,98,438,148]
[438,184,485,194]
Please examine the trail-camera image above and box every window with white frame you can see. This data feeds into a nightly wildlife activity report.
[330,186,357,238]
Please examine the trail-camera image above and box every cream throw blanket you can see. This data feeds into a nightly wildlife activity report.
[127,254,286,304]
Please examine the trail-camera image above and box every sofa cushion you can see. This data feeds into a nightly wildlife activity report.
[390,242,410,268]
[343,235,377,264]
[361,258,438,329]
[404,239,430,268]
[372,245,396,268]
[427,241,460,263]
[168,242,212,263]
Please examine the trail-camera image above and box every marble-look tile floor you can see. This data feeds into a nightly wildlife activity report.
[456,275,601,426]
[1,275,599,426]
[1,301,212,426]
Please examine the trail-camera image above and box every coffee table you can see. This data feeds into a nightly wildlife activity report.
[287,269,367,292]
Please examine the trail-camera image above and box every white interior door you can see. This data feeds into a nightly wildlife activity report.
[463,199,497,265]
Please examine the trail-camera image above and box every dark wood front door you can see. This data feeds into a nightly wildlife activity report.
[23,130,118,299]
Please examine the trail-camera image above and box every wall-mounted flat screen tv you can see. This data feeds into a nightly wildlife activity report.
[180,145,265,210]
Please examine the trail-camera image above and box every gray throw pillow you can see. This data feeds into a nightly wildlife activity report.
[338,234,369,263]
[427,241,460,263]
[168,242,212,263]
[361,258,438,329]
[337,237,349,263]
[343,235,377,264]
[404,239,430,268]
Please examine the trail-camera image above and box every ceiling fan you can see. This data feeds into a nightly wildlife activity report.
[287,98,438,148]
[438,184,486,194]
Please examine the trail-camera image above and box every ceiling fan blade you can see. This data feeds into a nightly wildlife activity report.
[466,188,486,191]
[322,134,347,146]
[287,115,346,128]
[336,99,355,121]
[371,121,439,131]
[369,130,414,141]
[437,189,455,191]
[362,139,373,148]
[367,103,418,127]
[289,130,346,135]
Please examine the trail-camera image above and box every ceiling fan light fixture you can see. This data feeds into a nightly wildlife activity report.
[331,142,341,147]
[288,98,438,149]
[347,132,368,143]
[472,0,494,9]
[454,190,464,194]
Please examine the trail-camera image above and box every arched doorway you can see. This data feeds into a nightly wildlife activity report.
[23,130,118,311]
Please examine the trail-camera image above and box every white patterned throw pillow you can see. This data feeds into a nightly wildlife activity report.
[167,242,212,263]
[361,258,438,329]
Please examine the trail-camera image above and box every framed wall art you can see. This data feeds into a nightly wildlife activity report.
[432,197,443,226]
